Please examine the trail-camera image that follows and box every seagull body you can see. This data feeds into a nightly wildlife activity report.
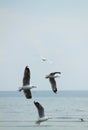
[34,101,49,124]
[19,66,36,99]
[42,57,47,61]
[45,72,61,93]
[19,85,36,91]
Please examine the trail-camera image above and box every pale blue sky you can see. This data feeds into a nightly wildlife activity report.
[0,0,88,90]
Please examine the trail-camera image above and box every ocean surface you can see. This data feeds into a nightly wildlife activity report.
[0,90,88,130]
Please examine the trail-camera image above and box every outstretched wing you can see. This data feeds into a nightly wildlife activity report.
[22,66,32,99]
[34,101,45,118]
[49,78,57,93]
[23,66,30,86]
[50,72,61,76]
[46,72,61,78]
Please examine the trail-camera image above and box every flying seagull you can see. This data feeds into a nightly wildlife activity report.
[34,101,49,124]
[19,66,36,99]
[45,72,61,93]
[41,57,47,61]
[80,118,84,122]
[41,57,53,64]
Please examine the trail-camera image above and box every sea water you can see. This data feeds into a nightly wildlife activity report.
[0,90,88,130]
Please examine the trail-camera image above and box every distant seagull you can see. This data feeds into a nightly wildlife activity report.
[80,118,84,122]
[45,72,61,93]
[41,56,53,64]
[19,66,36,99]
[34,101,49,125]
[41,57,47,61]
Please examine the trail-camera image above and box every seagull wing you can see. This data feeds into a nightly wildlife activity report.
[50,72,61,75]
[34,101,45,118]
[49,78,57,93]
[22,66,32,99]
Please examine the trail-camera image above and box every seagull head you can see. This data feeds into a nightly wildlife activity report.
[32,86,37,89]
[45,75,49,79]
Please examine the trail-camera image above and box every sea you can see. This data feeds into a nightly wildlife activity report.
[0,90,88,130]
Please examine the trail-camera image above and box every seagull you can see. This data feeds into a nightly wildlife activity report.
[19,66,36,99]
[80,118,84,122]
[41,57,47,61]
[34,101,49,125]
[40,56,53,64]
[45,72,61,93]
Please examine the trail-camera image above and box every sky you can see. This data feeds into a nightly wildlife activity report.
[0,0,88,91]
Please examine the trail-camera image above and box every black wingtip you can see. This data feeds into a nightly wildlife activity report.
[53,89,57,93]
[24,91,32,99]
[34,101,40,107]
[25,66,29,69]
[26,95,32,99]
[34,101,38,105]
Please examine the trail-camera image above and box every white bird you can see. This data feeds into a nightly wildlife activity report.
[40,56,53,64]
[19,66,37,99]
[45,72,61,93]
[34,101,49,125]
[41,57,47,61]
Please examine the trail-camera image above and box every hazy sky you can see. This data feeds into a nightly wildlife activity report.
[0,0,88,91]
